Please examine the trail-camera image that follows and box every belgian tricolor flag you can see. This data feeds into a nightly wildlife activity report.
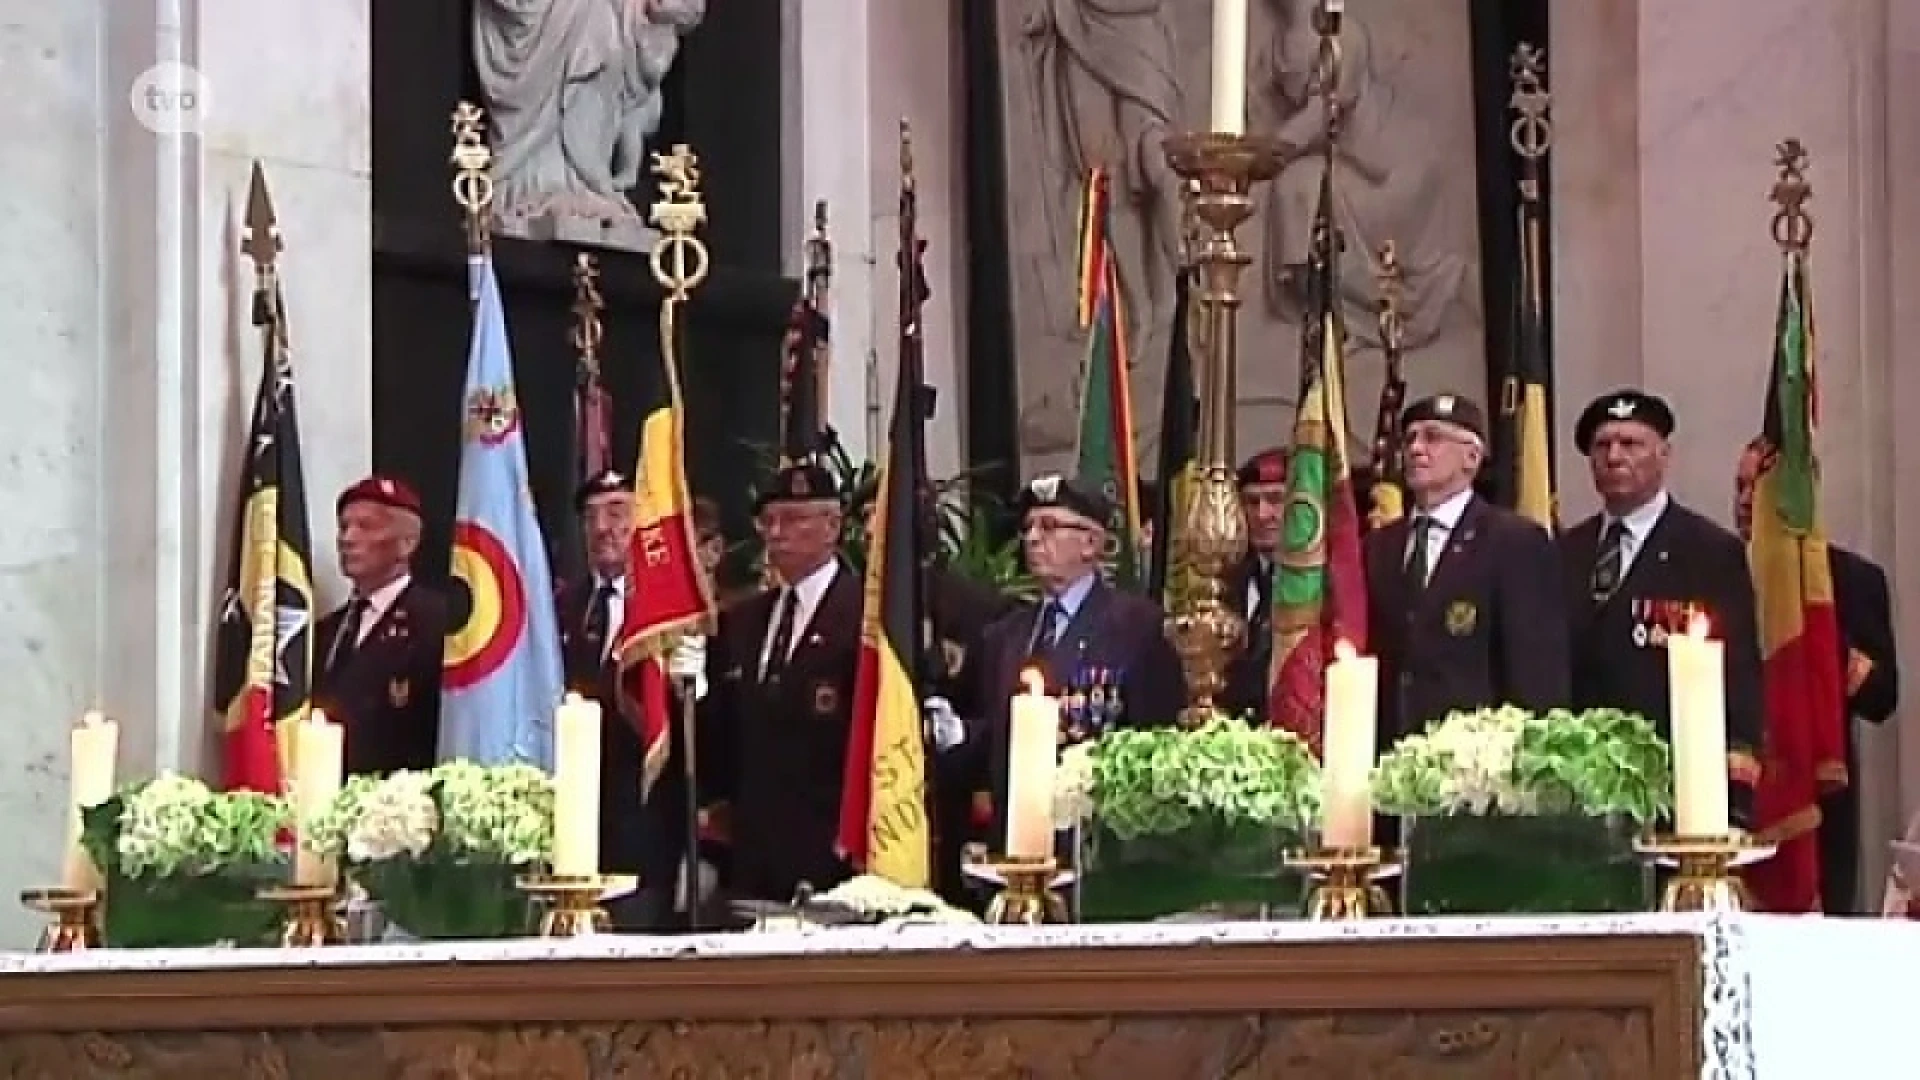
[1741,239,1846,912]
[211,169,315,794]
[612,289,716,798]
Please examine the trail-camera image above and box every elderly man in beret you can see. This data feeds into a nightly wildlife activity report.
[1220,447,1290,721]
[698,462,864,903]
[1559,389,1764,824]
[974,474,1185,842]
[314,475,447,776]
[1364,394,1569,743]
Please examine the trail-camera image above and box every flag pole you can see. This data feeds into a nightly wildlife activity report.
[1160,17,1287,725]
[1367,242,1407,529]
[450,103,492,257]
[648,145,714,930]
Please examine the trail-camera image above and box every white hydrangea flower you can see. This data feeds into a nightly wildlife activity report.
[345,771,438,862]
[1052,743,1095,829]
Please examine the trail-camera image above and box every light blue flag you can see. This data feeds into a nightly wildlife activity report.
[439,253,565,769]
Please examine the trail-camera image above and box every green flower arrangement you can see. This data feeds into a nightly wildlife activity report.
[79,771,290,947]
[1056,717,1322,838]
[1372,705,1673,826]
[305,760,554,939]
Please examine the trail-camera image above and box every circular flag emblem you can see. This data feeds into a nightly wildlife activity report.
[443,521,527,691]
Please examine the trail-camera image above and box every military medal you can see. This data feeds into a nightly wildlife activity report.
[1444,601,1477,637]
[387,678,411,708]
[812,681,839,716]
[1631,599,1650,648]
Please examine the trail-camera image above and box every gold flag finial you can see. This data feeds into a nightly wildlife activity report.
[1509,44,1552,204]
[649,144,710,297]
[900,120,917,194]
[242,162,282,273]
[450,102,494,251]
[1770,138,1813,253]
[570,253,604,371]
[1375,241,1404,353]
[1313,1,1346,141]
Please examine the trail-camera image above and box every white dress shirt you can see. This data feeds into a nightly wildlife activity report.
[354,573,412,645]
[1599,490,1669,580]
[590,573,629,659]
[1406,488,1474,584]
[758,559,840,678]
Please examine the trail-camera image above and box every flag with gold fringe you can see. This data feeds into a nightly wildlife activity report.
[1073,166,1144,588]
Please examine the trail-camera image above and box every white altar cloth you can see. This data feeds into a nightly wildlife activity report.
[4,911,1915,1078]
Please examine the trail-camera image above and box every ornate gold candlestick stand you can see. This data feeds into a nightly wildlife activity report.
[1161,133,1282,726]
[1634,834,1770,913]
[982,857,1070,926]
[517,874,639,938]
[20,888,102,953]
[259,884,344,947]
[1283,847,1391,921]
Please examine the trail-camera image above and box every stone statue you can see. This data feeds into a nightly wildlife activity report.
[1013,0,1187,458]
[473,0,706,251]
[1257,0,1478,362]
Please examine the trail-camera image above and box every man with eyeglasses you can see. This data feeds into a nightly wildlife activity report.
[698,462,863,903]
[975,473,1185,839]
[1364,394,1568,743]
[1222,447,1289,721]
[1560,389,1763,825]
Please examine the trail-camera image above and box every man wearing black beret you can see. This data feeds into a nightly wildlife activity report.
[698,462,864,903]
[1364,394,1569,742]
[315,475,448,777]
[975,473,1186,839]
[1559,389,1764,825]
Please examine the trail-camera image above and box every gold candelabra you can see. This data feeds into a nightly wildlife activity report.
[1284,847,1391,921]
[982,857,1070,925]
[20,888,101,953]
[1635,834,1767,913]
[1161,132,1282,725]
[258,884,345,947]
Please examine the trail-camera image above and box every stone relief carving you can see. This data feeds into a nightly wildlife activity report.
[473,0,706,251]
[999,0,1484,476]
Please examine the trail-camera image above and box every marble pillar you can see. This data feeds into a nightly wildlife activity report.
[1557,0,1915,905]
[0,0,369,945]
[784,0,967,482]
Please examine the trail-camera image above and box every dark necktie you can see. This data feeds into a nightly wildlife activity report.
[327,594,367,674]
[1028,599,1065,654]
[1404,515,1434,595]
[1249,560,1273,634]
[583,580,617,664]
[761,588,799,683]
[1591,520,1629,602]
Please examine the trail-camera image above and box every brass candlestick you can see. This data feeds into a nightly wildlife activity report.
[1162,132,1282,726]
[258,884,344,947]
[20,888,102,953]
[1283,847,1392,921]
[1634,834,1769,913]
[983,857,1070,926]
[517,874,638,937]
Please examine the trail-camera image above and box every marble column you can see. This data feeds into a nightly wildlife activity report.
[0,0,370,945]
[784,0,967,482]
[1557,0,1915,905]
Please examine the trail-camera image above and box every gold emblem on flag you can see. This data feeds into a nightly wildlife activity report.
[1445,600,1477,637]
[464,387,521,447]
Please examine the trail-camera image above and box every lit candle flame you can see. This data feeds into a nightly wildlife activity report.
[1687,610,1711,640]
[1333,639,1358,662]
[1019,667,1047,697]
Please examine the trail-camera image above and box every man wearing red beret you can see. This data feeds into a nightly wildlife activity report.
[1221,447,1290,720]
[314,475,447,776]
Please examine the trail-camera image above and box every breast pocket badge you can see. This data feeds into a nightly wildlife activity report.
[1445,600,1478,637]
[812,680,840,717]
[387,678,411,709]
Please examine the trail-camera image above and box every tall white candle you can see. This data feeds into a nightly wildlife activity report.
[1209,0,1250,135]
[292,711,345,889]
[1321,640,1379,849]
[1668,614,1730,836]
[63,711,119,892]
[552,693,603,877]
[1005,669,1060,860]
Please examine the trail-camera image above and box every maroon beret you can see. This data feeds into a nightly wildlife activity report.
[1236,448,1291,488]
[336,475,422,517]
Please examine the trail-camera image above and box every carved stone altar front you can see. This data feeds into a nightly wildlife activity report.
[997,0,1486,474]
[0,931,1700,1079]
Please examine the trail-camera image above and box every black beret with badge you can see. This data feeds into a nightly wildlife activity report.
[1400,393,1488,443]
[753,462,841,513]
[573,469,627,511]
[1014,473,1113,527]
[1574,389,1675,454]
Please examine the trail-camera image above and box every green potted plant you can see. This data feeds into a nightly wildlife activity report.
[80,772,288,947]
[1372,706,1672,915]
[306,760,553,939]
[1055,716,1320,921]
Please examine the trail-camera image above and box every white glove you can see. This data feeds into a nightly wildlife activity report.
[669,635,708,701]
[924,696,964,752]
